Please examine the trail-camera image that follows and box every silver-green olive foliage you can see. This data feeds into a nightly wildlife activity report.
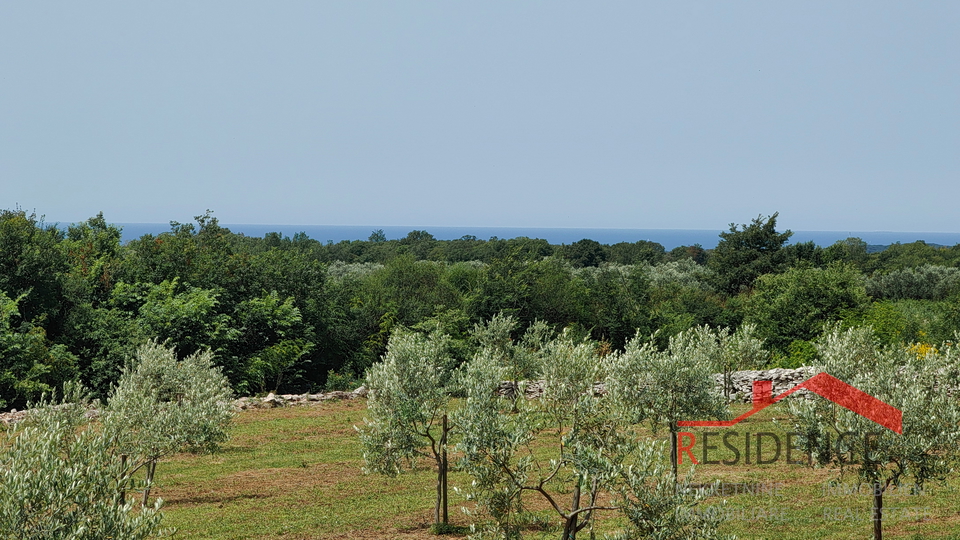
[606,325,733,471]
[0,384,167,539]
[456,329,731,540]
[357,328,455,525]
[106,340,234,458]
[358,328,453,475]
[104,340,234,505]
[788,326,960,540]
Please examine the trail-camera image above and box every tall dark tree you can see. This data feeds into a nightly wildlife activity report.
[607,240,666,265]
[0,210,70,337]
[562,238,606,267]
[708,213,792,295]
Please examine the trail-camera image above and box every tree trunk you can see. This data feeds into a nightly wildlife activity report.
[562,477,582,540]
[434,461,442,526]
[435,415,450,526]
[117,454,128,505]
[441,414,449,525]
[670,423,678,484]
[873,482,883,540]
[142,460,157,506]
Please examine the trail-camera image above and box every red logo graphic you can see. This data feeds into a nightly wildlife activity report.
[678,373,903,434]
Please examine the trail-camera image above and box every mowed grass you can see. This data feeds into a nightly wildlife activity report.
[156,400,960,539]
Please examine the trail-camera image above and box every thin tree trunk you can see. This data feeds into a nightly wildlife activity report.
[435,461,442,526]
[142,460,157,506]
[670,423,678,484]
[441,414,449,525]
[873,482,883,540]
[562,477,582,540]
[117,454,128,505]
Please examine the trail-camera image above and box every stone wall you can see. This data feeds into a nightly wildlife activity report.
[1,369,822,425]
[495,367,819,403]
[714,367,817,403]
[233,386,368,410]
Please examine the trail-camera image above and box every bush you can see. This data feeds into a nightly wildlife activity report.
[0,384,167,539]
[104,340,234,505]
[866,264,960,300]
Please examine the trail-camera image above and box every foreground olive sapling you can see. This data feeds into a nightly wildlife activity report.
[357,328,456,527]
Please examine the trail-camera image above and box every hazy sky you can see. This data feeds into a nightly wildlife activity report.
[1,2,957,232]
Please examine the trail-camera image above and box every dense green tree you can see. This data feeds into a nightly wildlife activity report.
[743,263,869,352]
[823,237,870,270]
[866,240,953,274]
[783,240,824,267]
[578,265,652,348]
[561,238,607,268]
[524,258,588,327]
[666,244,708,265]
[368,229,387,243]
[227,292,313,394]
[708,213,792,295]
[118,211,237,292]
[398,230,437,260]
[364,255,459,327]
[606,240,666,265]
[0,292,79,410]
[0,210,70,337]
[60,213,124,305]
[467,250,534,323]
[112,279,233,360]
[61,304,144,400]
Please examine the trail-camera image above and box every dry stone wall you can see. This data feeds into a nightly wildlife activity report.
[0,369,822,425]
[232,386,368,410]
[495,367,819,403]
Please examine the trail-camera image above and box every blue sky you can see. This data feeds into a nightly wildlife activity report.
[1,2,958,232]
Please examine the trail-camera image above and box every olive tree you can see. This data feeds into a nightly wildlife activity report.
[0,384,166,539]
[357,328,456,527]
[608,442,729,540]
[104,340,234,506]
[472,313,551,409]
[456,331,729,539]
[607,326,729,482]
[788,326,960,540]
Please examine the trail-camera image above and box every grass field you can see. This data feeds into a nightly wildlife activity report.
[156,399,960,539]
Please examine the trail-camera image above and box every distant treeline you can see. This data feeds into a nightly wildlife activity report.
[2,208,960,410]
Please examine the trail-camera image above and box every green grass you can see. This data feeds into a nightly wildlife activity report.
[155,400,960,539]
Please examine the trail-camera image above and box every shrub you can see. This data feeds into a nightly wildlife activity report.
[104,340,234,505]
[0,384,167,539]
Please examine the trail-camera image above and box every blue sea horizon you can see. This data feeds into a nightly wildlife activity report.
[104,223,960,251]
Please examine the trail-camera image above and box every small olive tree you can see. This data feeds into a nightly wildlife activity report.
[788,326,960,540]
[456,331,729,540]
[608,441,729,540]
[718,323,768,400]
[472,314,552,408]
[357,328,456,527]
[0,384,167,539]
[607,326,729,482]
[104,340,234,506]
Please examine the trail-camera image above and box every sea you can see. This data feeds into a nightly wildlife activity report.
[110,224,960,251]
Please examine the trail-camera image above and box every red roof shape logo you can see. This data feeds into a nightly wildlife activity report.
[678,372,903,434]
